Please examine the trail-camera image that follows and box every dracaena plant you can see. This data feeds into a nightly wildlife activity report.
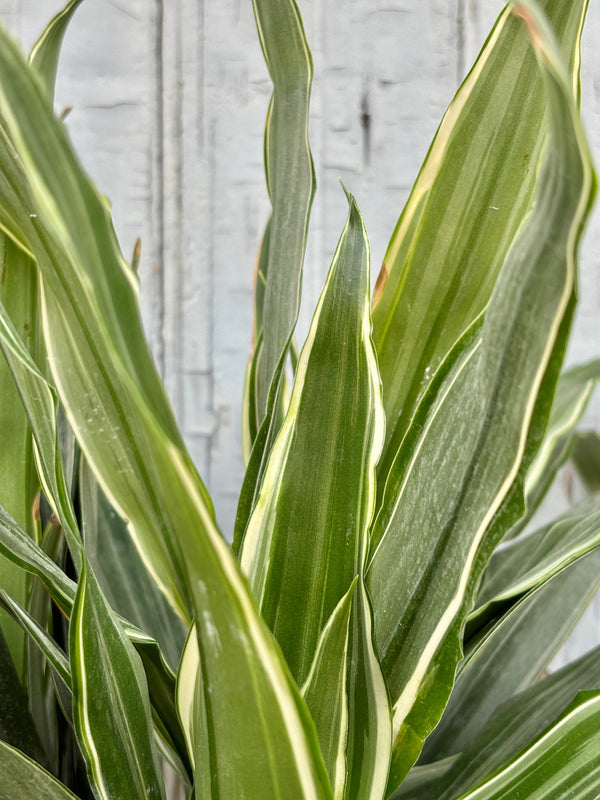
[0,0,599,798]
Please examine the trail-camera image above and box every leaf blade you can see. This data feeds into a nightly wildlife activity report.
[366,2,595,786]
[0,741,79,800]
[240,191,384,684]
[70,559,166,800]
[372,0,589,496]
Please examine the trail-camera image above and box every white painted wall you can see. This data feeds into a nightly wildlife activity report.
[1,0,598,660]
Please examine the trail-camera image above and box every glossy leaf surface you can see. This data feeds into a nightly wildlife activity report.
[240,192,384,685]
[422,548,600,762]
[70,560,166,800]
[395,645,600,800]
[366,2,594,787]
[454,692,600,800]
[249,0,315,424]
[372,0,589,491]
[0,741,78,800]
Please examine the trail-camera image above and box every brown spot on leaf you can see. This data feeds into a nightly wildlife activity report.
[512,7,544,53]
[372,262,388,308]
[32,492,41,522]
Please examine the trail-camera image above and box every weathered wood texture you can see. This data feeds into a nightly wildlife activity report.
[1,0,599,659]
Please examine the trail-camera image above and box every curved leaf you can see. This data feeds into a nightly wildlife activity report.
[301,583,355,800]
[422,548,600,762]
[344,578,391,800]
[240,191,385,685]
[0,298,81,567]
[366,2,595,788]
[503,358,600,540]
[0,503,75,616]
[70,559,166,800]
[29,0,85,101]
[471,495,600,631]
[395,645,600,800]
[78,459,186,672]
[0,741,78,800]
[0,588,71,689]
[371,0,589,493]
[454,691,600,800]
[249,0,315,425]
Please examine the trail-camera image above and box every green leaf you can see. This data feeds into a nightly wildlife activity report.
[366,2,595,788]
[70,558,166,800]
[0,230,38,683]
[524,359,600,496]
[371,0,589,498]
[78,459,186,672]
[0,503,75,616]
[390,757,458,800]
[0,588,71,691]
[503,358,600,540]
[394,645,600,800]
[0,298,82,569]
[421,547,600,763]
[0,499,192,779]
[0,54,313,792]
[0,625,48,769]
[249,0,315,426]
[171,557,333,799]
[470,495,600,631]
[0,25,201,617]
[234,336,290,553]
[301,583,355,800]
[0,64,321,790]
[0,582,72,767]
[343,578,391,800]
[572,431,600,492]
[239,190,384,684]
[136,636,191,786]
[29,0,85,101]
[175,623,209,796]
[0,741,79,800]
[0,0,83,673]
[453,691,600,800]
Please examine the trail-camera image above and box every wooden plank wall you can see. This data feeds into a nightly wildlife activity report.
[1,0,598,662]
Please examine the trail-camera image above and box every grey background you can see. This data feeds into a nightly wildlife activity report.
[1,0,598,664]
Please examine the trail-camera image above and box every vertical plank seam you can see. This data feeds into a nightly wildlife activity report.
[202,0,216,492]
[173,0,184,422]
[154,0,166,378]
[456,0,466,85]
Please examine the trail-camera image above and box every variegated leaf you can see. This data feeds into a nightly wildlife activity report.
[0,741,79,800]
[372,0,589,499]
[249,0,315,426]
[240,191,384,686]
[453,692,600,800]
[366,2,594,788]
[394,645,600,800]
[70,559,166,800]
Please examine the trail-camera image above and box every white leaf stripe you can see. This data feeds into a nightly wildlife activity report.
[455,693,600,800]
[371,1,586,498]
[71,563,165,800]
[0,741,80,800]
[252,0,315,419]
[368,0,594,758]
[169,446,331,799]
[241,202,356,594]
